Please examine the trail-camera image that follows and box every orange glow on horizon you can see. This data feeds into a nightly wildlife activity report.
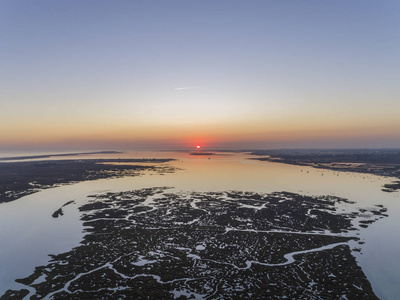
[2,116,400,150]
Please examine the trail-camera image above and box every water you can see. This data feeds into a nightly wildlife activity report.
[0,151,399,299]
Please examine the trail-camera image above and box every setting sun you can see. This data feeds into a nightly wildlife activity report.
[196,145,201,149]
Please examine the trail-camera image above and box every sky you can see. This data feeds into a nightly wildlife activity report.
[1,0,400,150]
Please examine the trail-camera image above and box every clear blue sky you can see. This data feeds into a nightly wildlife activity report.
[1,0,399,150]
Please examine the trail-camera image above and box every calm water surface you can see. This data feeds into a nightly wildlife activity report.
[0,151,399,299]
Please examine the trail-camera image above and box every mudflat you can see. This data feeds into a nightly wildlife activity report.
[2,188,386,299]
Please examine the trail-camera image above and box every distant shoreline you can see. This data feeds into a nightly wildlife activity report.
[0,151,121,161]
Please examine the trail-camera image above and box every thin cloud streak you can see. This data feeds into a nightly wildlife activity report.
[174,87,194,91]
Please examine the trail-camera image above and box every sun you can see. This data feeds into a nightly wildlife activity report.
[196,145,201,149]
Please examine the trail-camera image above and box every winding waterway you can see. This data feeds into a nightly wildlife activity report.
[0,151,399,299]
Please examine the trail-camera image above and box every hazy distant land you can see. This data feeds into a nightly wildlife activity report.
[0,151,121,161]
[250,149,400,192]
[2,187,385,299]
[189,152,215,156]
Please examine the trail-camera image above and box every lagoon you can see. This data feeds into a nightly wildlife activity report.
[0,151,399,299]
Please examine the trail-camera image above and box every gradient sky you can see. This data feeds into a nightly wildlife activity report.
[1,0,400,150]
